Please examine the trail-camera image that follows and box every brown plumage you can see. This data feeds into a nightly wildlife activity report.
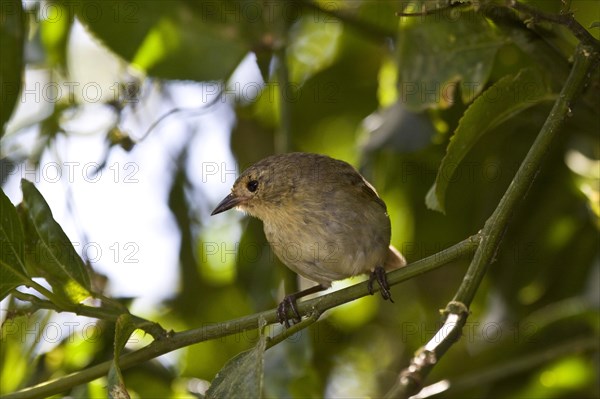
[212,152,405,325]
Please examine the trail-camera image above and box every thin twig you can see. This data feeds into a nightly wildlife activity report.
[139,88,225,141]
[507,0,600,52]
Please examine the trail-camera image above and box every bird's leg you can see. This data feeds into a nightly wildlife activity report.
[368,265,394,303]
[277,284,327,327]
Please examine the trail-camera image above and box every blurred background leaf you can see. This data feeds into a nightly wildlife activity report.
[0,0,25,137]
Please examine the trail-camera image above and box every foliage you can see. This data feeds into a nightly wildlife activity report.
[0,0,598,398]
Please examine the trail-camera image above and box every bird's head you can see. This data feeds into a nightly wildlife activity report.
[211,154,302,220]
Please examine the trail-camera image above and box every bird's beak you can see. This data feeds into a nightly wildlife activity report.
[211,193,242,216]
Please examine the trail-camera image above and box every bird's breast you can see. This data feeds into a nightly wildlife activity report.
[261,202,391,286]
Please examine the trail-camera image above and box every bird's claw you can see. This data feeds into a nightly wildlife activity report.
[368,265,394,303]
[277,295,302,327]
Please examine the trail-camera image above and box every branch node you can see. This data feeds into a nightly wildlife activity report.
[442,301,470,318]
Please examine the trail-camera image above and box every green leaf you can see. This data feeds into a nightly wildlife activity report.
[114,314,136,361]
[19,179,91,302]
[108,314,136,399]
[206,317,267,398]
[397,8,504,111]
[0,0,25,137]
[73,0,249,82]
[107,367,130,399]
[0,187,30,299]
[426,68,555,213]
[40,1,73,71]
[287,16,342,85]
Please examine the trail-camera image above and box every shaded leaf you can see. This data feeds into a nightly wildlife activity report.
[108,314,136,399]
[397,8,503,111]
[73,0,250,82]
[426,68,555,213]
[287,16,342,85]
[0,0,25,137]
[360,100,435,154]
[19,179,91,302]
[0,187,30,299]
[0,266,27,300]
[206,317,267,398]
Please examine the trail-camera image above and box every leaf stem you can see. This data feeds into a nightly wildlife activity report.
[26,279,71,309]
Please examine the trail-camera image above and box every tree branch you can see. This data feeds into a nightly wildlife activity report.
[507,0,600,52]
[389,43,596,398]
[3,235,479,399]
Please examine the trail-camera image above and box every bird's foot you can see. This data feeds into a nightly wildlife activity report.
[277,294,302,328]
[277,284,327,327]
[368,265,394,303]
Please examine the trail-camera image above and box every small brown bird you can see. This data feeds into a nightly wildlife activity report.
[211,152,405,326]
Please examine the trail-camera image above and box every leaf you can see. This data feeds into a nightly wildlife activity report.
[287,16,342,85]
[114,314,137,361]
[426,68,555,213]
[0,187,30,299]
[206,317,267,398]
[40,1,74,71]
[73,0,250,82]
[107,367,131,399]
[0,0,25,137]
[19,179,91,302]
[397,8,504,111]
[108,314,136,399]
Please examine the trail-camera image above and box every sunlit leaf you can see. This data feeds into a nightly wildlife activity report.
[426,68,555,213]
[0,187,30,299]
[0,316,38,392]
[206,317,267,398]
[397,8,503,111]
[40,1,73,71]
[0,0,25,137]
[287,16,342,85]
[19,179,91,302]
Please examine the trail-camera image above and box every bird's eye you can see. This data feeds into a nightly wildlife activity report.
[247,180,259,192]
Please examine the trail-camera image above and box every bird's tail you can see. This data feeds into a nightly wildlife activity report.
[384,245,407,270]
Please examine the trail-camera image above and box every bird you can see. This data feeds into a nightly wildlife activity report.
[211,152,406,326]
